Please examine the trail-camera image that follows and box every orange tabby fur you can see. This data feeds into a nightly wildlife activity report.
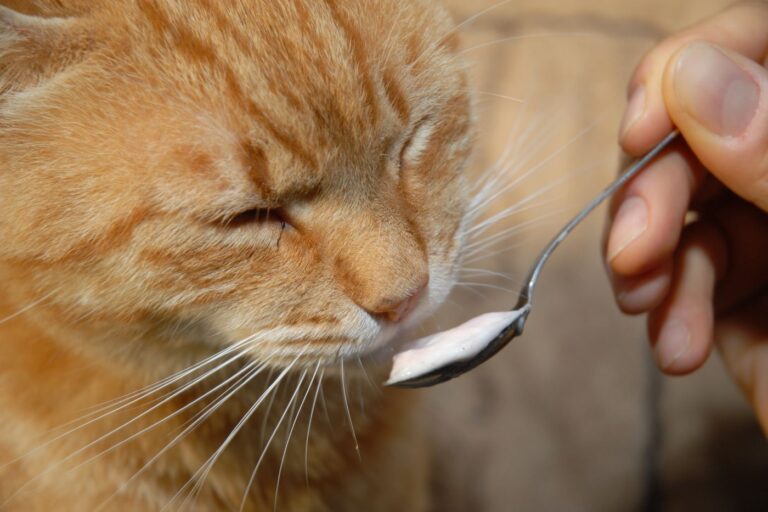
[0,0,473,510]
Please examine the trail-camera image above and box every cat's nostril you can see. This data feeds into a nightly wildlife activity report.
[371,279,428,324]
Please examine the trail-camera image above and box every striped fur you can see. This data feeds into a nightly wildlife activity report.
[0,1,473,510]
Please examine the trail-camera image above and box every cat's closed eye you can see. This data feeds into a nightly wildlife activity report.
[220,207,289,231]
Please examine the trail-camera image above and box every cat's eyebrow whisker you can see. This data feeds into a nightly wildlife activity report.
[305,369,324,487]
[240,363,309,512]
[273,362,320,512]
[458,31,593,56]
[469,90,525,103]
[409,0,514,71]
[451,0,514,36]
[379,0,409,65]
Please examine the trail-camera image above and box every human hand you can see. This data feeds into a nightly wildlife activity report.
[605,1,768,434]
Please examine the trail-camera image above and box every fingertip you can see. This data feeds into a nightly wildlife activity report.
[619,51,675,155]
[619,99,675,157]
[646,222,727,375]
[649,304,713,375]
[607,147,703,277]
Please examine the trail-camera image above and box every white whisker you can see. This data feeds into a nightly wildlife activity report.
[176,359,300,512]
[304,369,324,486]
[274,363,320,512]
[0,289,57,326]
[340,360,360,459]
[240,364,308,512]
[95,359,270,512]
[459,32,592,55]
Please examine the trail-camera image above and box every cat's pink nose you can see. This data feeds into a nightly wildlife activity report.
[370,280,427,324]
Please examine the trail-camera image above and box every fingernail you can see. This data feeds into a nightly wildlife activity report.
[674,42,760,137]
[620,84,646,141]
[607,196,648,261]
[654,318,691,370]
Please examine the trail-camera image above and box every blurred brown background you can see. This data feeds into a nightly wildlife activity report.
[427,1,768,510]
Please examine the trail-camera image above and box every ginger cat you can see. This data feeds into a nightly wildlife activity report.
[0,0,473,510]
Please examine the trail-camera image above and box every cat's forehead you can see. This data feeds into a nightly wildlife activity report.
[123,0,462,168]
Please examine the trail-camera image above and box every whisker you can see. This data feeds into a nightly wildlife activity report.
[274,363,320,512]
[259,367,280,444]
[319,378,332,428]
[94,359,270,512]
[466,196,560,239]
[460,268,521,285]
[470,90,525,103]
[356,356,380,393]
[239,365,309,512]
[0,289,58,326]
[463,210,566,259]
[304,369,324,486]
[0,337,260,469]
[410,0,514,69]
[470,112,588,218]
[1,348,254,509]
[459,32,592,55]
[53,335,257,435]
[178,359,301,512]
[456,282,518,294]
[463,241,527,266]
[340,360,360,459]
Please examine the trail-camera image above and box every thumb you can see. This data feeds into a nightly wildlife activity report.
[662,41,768,212]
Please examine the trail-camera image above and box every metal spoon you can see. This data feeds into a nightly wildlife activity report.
[387,131,679,388]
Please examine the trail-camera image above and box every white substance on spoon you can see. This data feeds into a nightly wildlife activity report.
[387,307,529,386]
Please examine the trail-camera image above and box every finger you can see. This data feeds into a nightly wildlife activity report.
[647,222,728,375]
[611,260,673,315]
[620,0,768,155]
[706,198,768,314]
[662,41,768,212]
[605,143,706,276]
[714,293,768,437]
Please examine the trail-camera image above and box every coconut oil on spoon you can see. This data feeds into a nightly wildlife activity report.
[387,131,679,388]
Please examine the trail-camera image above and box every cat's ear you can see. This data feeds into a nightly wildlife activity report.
[0,5,73,38]
[0,6,82,94]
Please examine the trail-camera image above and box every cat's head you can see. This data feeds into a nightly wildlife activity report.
[0,0,473,369]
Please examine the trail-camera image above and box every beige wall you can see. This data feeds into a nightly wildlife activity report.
[428,1,768,510]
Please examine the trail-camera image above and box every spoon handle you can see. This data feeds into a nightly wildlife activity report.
[515,130,680,310]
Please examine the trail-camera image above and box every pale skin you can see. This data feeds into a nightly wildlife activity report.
[605,0,768,435]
